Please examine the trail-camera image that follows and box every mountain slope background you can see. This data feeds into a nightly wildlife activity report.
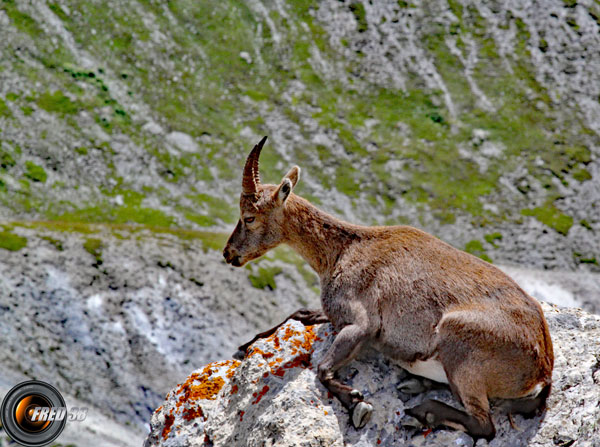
[0,0,599,445]
[0,0,598,268]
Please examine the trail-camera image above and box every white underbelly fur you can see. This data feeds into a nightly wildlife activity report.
[397,358,449,384]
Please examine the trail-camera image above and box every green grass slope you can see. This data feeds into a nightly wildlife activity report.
[0,0,598,269]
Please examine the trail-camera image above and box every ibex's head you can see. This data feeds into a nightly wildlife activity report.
[223,136,300,267]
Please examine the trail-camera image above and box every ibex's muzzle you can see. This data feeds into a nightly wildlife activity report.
[223,247,242,267]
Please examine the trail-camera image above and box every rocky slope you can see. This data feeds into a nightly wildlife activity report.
[0,0,598,270]
[145,303,600,447]
[0,223,319,445]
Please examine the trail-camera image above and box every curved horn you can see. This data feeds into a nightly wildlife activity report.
[242,136,267,197]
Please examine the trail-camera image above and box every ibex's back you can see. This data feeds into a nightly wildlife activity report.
[224,137,553,440]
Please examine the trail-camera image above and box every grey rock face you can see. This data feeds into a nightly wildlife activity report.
[145,303,600,447]
[0,225,318,443]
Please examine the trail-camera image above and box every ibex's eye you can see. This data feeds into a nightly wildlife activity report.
[244,216,255,224]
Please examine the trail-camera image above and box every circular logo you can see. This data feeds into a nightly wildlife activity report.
[1,380,67,447]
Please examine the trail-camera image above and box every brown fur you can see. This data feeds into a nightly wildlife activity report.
[224,139,554,439]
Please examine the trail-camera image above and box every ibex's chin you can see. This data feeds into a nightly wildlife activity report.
[222,248,243,266]
[227,136,554,441]
[228,257,243,267]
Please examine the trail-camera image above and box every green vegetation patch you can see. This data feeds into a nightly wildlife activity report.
[0,228,27,251]
[2,0,44,38]
[484,232,502,247]
[1,149,16,170]
[521,204,573,235]
[0,97,12,118]
[464,239,492,263]
[24,161,47,183]
[41,235,64,251]
[37,90,80,116]
[572,168,592,182]
[266,245,320,294]
[83,237,103,265]
[53,189,175,228]
[349,2,368,33]
[247,265,283,290]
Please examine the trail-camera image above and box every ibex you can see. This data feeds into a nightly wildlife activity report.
[223,137,554,440]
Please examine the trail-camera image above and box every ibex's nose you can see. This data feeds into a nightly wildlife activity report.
[223,247,231,260]
[223,247,242,266]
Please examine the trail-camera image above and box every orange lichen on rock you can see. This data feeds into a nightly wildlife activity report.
[252,324,321,380]
[178,374,225,404]
[289,325,319,355]
[272,368,286,378]
[161,412,175,440]
[271,353,312,378]
[281,325,297,342]
[248,347,275,359]
[252,385,270,404]
[182,405,205,422]
[175,360,241,406]
[225,360,241,378]
[230,384,239,395]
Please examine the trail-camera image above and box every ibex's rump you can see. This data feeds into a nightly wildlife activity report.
[224,137,554,440]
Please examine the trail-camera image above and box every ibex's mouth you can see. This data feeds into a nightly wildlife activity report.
[224,251,243,267]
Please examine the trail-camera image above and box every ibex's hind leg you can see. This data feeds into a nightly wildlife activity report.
[407,317,496,439]
[317,324,374,429]
[502,383,551,418]
[234,308,328,358]
[405,397,495,440]
[406,369,495,440]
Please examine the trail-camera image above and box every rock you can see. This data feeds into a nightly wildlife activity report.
[145,303,600,447]
[142,120,165,135]
[239,51,253,64]
[165,131,199,153]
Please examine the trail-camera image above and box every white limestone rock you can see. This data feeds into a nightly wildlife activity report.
[145,303,600,447]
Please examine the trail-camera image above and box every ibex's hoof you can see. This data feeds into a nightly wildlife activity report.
[400,414,424,429]
[350,389,364,400]
[351,401,373,429]
[398,378,426,394]
[405,403,437,426]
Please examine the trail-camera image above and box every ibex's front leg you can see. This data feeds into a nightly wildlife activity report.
[234,308,328,359]
[317,324,374,429]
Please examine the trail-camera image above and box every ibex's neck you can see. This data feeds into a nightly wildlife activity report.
[282,194,366,277]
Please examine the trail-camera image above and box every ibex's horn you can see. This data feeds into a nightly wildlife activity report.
[242,136,267,197]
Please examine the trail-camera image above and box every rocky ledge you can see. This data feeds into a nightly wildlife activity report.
[144,302,600,447]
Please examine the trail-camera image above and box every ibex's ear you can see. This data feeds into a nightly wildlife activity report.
[273,178,293,206]
[273,166,300,206]
[284,166,301,188]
